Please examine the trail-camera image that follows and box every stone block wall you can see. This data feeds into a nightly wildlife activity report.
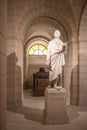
[24,56,48,89]
[79,3,87,105]
[64,42,73,104]
[6,0,87,107]
[70,42,79,105]
[7,0,23,109]
[0,0,7,130]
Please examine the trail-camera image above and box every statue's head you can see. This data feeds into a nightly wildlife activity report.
[54,30,60,38]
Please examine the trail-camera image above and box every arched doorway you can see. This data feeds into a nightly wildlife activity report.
[24,38,48,90]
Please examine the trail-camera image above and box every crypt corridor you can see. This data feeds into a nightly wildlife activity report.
[0,0,87,130]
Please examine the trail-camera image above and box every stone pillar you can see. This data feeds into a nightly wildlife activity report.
[78,3,87,105]
[7,0,23,109]
[44,88,68,124]
[0,0,7,129]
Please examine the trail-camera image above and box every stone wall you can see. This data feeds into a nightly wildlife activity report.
[69,42,79,105]
[78,3,87,105]
[24,56,48,89]
[0,0,7,130]
[7,0,23,109]
[6,0,87,107]
[64,42,73,105]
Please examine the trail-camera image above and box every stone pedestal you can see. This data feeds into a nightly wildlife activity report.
[43,87,68,124]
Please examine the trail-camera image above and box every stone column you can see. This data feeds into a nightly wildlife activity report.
[0,0,7,130]
[7,0,23,109]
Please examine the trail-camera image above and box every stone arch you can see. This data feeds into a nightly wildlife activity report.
[16,0,77,105]
[17,1,75,42]
[24,16,69,42]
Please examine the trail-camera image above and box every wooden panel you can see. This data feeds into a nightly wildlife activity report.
[36,79,49,90]
[33,78,49,96]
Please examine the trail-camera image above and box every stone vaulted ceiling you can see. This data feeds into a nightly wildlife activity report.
[13,0,86,44]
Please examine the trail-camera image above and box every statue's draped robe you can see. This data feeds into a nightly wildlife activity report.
[46,39,65,81]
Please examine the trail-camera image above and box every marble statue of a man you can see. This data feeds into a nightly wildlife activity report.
[46,30,67,90]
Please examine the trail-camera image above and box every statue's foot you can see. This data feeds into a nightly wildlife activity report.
[47,85,51,89]
[54,85,62,90]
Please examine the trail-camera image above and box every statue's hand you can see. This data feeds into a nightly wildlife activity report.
[61,44,67,53]
[63,45,66,51]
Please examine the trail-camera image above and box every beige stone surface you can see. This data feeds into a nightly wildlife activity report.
[44,88,68,124]
[0,0,7,129]
[0,0,87,129]
[7,92,87,130]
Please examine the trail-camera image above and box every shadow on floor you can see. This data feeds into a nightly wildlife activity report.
[9,106,43,123]
[7,104,86,125]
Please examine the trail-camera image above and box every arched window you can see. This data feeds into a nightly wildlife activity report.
[28,44,47,56]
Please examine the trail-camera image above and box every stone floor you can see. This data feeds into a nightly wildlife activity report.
[7,89,87,130]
